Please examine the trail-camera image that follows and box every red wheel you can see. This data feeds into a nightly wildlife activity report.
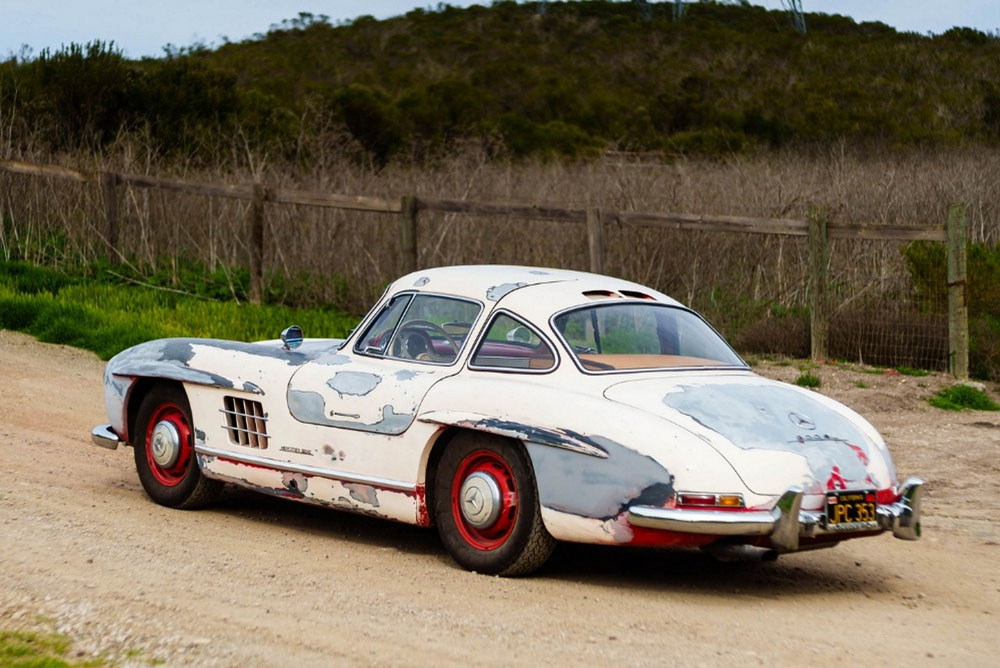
[450,450,519,551]
[134,384,222,509]
[144,401,193,487]
[435,432,554,576]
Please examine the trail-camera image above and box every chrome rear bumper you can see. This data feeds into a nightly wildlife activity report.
[91,424,122,450]
[628,477,924,553]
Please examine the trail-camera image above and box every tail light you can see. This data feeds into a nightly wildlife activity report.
[677,492,745,508]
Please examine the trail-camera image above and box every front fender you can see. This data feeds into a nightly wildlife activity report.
[103,337,325,442]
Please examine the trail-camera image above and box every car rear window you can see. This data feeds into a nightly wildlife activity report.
[552,303,745,372]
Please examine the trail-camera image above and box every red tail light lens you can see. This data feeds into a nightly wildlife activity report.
[677,493,745,508]
[678,493,718,507]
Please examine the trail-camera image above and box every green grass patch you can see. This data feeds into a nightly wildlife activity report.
[794,372,821,388]
[928,384,1000,411]
[0,629,102,667]
[0,261,357,360]
[895,365,930,377]
[853,380,868,388]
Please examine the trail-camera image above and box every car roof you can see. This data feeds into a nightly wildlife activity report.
[391,265,683,315]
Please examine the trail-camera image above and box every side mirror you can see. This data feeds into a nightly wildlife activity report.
[281,325,303,351]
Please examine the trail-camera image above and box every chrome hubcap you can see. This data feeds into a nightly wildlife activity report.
[150,420,181,468]
[459,471,502,528]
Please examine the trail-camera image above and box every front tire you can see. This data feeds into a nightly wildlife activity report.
[434,432,555,576]
[134,384,222,509]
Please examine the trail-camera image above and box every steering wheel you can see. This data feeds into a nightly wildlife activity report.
[392,320,459,360]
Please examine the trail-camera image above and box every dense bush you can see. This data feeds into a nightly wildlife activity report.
[3,2,1000,163]
[0,261,356,360]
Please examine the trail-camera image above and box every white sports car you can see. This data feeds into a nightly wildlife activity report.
[92,265,923,575]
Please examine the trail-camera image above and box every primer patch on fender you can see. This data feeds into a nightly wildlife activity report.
[526,436,674,520]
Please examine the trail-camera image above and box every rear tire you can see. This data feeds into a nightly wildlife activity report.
[434,432,555,576]
[134,384,222,509]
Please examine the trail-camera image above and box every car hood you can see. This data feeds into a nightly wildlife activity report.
[603,374,896,496]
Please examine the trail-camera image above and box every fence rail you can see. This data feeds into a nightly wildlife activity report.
[0,158,968,376]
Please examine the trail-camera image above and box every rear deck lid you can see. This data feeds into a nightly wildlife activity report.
[604,375,894,495]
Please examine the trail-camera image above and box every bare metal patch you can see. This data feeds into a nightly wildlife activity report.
[661,382,872,491]
[326,371,382,397]
[287,390,415,434]
[242,381,265,395]
[281,471,309,494]
[344,483,380,507]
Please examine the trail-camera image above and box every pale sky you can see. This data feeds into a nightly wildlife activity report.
[2,1,997,60]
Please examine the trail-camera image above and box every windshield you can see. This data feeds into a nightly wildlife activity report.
[552,303,745,372]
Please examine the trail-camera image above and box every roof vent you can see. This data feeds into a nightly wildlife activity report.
[582,289,620,300]
[619,289,655,300]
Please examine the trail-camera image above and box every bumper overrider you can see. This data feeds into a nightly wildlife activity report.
[91,424,122,450]
[627,477,924,553]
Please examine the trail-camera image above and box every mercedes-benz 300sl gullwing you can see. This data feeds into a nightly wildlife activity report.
[91,265,923,576]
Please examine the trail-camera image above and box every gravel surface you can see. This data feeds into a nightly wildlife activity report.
[1,330,999,666]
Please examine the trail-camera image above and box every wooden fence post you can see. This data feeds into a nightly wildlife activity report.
[808,206,829,360]
[400,195,418,274]
[947,204,969,378]
[586,207,604,274]
[101,171,120,266]
[247,182,266,304]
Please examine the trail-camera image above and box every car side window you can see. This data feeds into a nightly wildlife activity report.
[354,294,412,355]
[386,295,481,364]
[470,313,556,371]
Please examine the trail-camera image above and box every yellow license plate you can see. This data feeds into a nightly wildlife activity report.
[825,489,878,531]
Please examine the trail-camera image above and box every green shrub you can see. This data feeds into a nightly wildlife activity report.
[0,261,356,360]
[0,629,83,667]
[928,384,1000,411]
[794,372,821,388]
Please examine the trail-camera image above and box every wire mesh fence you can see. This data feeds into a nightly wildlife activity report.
[2,151,995,378]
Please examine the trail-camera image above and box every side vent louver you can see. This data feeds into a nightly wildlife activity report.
[221,396,269,448]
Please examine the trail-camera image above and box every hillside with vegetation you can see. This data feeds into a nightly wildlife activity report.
[2,1,1000,164]
[1,1,999,378]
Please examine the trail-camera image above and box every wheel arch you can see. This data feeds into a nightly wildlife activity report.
[126,377,187,446]
[420,424,540,529]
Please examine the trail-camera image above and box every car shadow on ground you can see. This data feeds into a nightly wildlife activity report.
[542,541,898,598]
[209,486,898,597]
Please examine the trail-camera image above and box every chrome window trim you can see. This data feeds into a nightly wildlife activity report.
[548,300,749,376]
[352,292,415,356]
[353,290,484,368]
[467,308,560,375]
[341,282,392,351]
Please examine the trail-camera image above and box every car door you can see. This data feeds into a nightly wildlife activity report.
[287,292,483,435]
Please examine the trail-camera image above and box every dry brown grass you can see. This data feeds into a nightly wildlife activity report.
[2,139,998,371]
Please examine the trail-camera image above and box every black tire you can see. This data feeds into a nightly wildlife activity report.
[133,384,222,509]
[434,432,555,576]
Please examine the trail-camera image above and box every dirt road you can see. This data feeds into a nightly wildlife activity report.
[1,329,999,666]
